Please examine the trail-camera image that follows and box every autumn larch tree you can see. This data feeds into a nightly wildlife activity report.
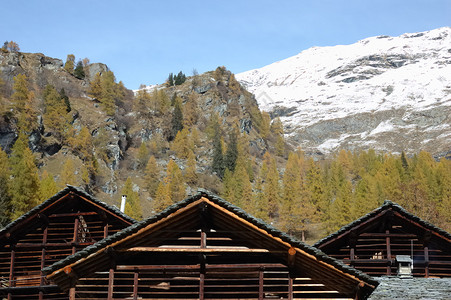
[64,54,75,74]
[43,85,71,142]
[39,170,58,201]
[122,177,142,220]
[0,148,11,226]
[144,155,160,198]
[9,133,41,220]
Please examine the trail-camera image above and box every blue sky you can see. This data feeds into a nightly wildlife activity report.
[1,0,449,89]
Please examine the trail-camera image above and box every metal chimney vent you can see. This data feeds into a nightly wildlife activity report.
[396,255,413,277]
[120,195,127,213]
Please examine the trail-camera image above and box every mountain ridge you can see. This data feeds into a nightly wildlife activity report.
[237,27,451,158]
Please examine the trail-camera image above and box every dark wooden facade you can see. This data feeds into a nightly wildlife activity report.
[314,200,451,278]
[0,186,135,300]
[45,191,378,300]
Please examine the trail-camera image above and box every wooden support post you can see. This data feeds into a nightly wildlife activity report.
[287,247,296,269]
[72,217,79,255]
[350,247,355,266]
[349,231,357,266]
[104,222,109,238]
[259,267,264,300]
[40,226,48,285]
[386,229,391,275]
[199,254,206,300]
[354,282,365,300]
[422,232,431,278]
[201,229,207,249]
[133,269,139,300]
[424,246,429,278]
[288,276,293,300]
[69,287,76,300]
[107,268,114,300]
[287,247,295,300]
[199,272,205,300]
[39,291,43,300]
[40,248,46,285]
[9,248,15,287]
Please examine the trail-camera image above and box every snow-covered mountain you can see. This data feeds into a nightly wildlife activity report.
[237,27,451,157]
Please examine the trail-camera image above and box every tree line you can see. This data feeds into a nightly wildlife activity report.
[1,69,449,243]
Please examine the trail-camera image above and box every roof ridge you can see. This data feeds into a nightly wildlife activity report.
[0,185,136,236]
[314,200,451,248]
[43,189,378,287]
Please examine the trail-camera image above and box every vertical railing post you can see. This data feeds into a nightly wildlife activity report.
[9,247,15,287]
[386,229,391,275]
[107,268,114,300]
[133,269,139,300]
[258,267,264,300]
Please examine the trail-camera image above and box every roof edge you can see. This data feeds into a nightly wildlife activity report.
[314,200,451,248]
[0,185,136,237]
[44,189,378,288]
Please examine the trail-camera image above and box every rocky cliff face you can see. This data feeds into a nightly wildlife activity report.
[0,52,269,204]
[0,52,108,98]
[237,27,451,158]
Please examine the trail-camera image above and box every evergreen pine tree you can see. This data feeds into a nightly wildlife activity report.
[211,133,224,178]
[171,96,184,139]
[168,73,174,86]
[224,129,238,172]
[59,88,71,112]
[74,60,85,79]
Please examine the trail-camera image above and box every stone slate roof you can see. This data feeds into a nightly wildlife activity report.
[314,200,451,248]
[0,185,136,236]
[368,277,451,299]
[43,189,378,288]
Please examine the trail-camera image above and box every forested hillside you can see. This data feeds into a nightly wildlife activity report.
[0,45,449,243]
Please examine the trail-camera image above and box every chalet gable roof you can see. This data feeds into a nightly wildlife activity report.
[0,185,136,241]
[43,189,378,297]
[314,200,451,249]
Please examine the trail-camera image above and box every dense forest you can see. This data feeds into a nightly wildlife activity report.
[0,46,450,243]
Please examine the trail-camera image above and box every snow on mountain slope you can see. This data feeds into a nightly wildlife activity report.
[237,27,451,157]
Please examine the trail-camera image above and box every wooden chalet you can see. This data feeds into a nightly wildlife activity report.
[0,185,136,300]
[44,190,378,300]
[314,200,451,278]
